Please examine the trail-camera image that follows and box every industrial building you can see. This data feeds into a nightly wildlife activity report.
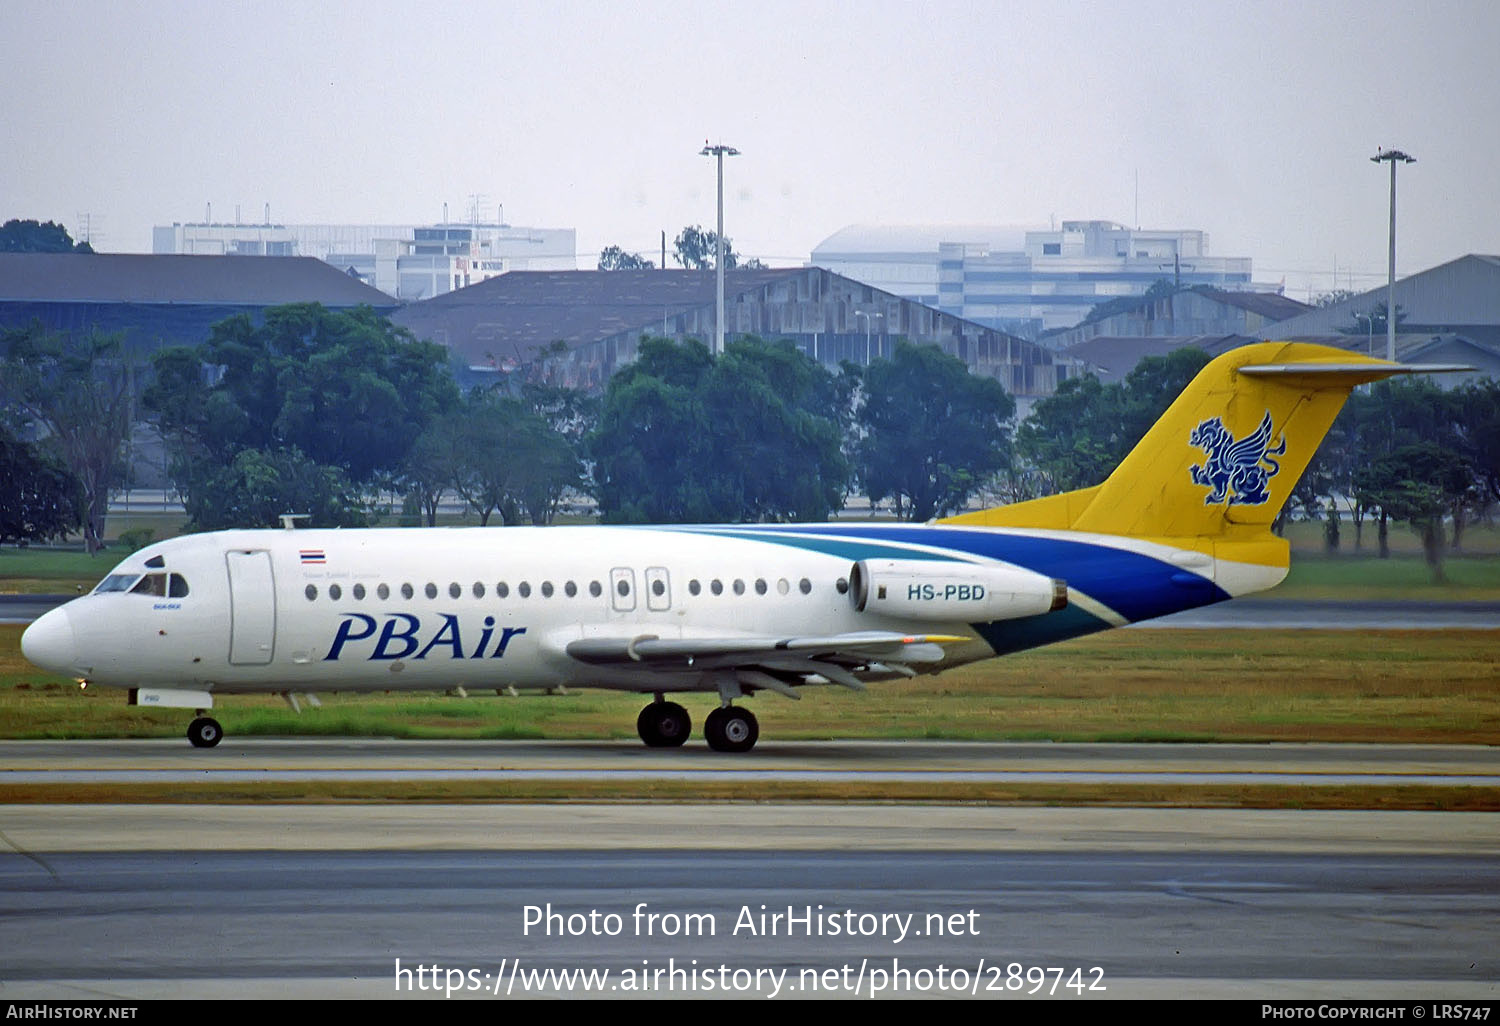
[1045,286,1311,349]
[811,220,1267,342]
[152,217,576,301]
[0,253,397,352]
[391,267,1081,400]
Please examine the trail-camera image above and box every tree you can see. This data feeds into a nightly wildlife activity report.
[588,337,847,523]
[146,304,459,526]
[1015,348,1210,495]
[1354,443,1473,580]
[857,342,1015,521]
[1,325,140,553]
[672,225,736,270]
[1311,288,1360,308]
[0,424,84,544]
[0,219,93,253]
[597,245,655,271]
[404,396,581,526]
[181,447,370,531]
[1340,302,1406,338]
[1452,379,1500,540]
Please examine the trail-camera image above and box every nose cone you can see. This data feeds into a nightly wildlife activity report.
[21,607,77,675]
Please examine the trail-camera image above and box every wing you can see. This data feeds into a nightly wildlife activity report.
[564,631,971,696]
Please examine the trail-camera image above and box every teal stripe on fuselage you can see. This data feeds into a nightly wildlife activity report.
[969,604,1114,657]
[662,527,964,564]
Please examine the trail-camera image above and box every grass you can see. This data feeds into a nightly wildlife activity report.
[1,780,1494,811]
[1274,553,1500,600]
[4,623,1495,808]
[4,625,1496,745]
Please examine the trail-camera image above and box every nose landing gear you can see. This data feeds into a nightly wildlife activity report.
[187,716,223,749]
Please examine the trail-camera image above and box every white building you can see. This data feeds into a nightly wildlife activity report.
[152,220,576,301]
[812,221,1264,343]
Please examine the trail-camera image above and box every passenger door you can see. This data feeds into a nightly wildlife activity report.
[226,550,276,665]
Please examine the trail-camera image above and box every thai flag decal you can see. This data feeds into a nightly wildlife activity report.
[299,549,326,565]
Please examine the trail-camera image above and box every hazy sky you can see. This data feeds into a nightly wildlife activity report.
[4,0,1497,300]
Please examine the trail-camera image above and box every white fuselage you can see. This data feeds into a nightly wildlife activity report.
[21,523,1280,699]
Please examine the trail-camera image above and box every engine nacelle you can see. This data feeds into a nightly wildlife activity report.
[849,559,1066,622]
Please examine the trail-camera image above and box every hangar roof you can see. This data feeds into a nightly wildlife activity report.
[392,267,803,360]
[0,253,397,308]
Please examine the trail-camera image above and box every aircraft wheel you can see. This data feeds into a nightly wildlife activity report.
[187,717,223,749]
[704,706,758,754]
[636,701,690,748]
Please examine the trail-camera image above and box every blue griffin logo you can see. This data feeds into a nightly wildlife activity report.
[1188,410,1286,506]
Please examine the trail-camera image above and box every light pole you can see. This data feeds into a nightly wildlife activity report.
[1353,311,1374,359]
[1371,148,1414,362]
[854,311,883,364]
[700,141,740,356]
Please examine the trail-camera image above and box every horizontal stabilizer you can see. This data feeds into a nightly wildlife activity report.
[1238,362,1473,386]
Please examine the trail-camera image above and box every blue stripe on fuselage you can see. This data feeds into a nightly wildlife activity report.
[676,523,1229,624]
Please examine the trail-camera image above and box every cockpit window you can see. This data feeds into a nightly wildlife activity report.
[129,573,169,597]
[95,574,140,593]
[169,573,190,598]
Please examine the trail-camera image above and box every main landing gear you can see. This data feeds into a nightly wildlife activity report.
[704,706,758,754]
[636,698,691,748]
[634,696,759,753]
[187,716,223,749]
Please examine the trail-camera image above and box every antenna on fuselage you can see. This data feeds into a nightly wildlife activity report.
[279,514,311,531]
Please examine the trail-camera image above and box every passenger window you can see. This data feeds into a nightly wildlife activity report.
[777,578,789,595]
[589,581,602,597]
[565,581,577,598]
[378,583,390,600]
[799,578,811,594]
[169,574,190,598]
[651,579,665,597]
[497,582,510,598]
[449,582,461,599]
[305,584,318,601]
[711,579,723,596]
[353,583,366,600]
[425,583,438,599]
[733,579,745,595]
[401,583,414,600]
[519,582,531,598]
[688,579,701,596]
[754,578,767,595]
[541,581,554,598]
[329,583,342,600]
[836,577,849,594]
[616,579,630,597]
[473,582,485,598]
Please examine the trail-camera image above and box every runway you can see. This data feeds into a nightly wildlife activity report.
[0,807,1496,1000]
[3,738,1498,788]
[2,739,1498,999]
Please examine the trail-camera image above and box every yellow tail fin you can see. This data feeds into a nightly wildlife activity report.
[943,342,1446,539]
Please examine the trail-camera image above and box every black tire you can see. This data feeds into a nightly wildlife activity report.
[704,706,758,754]
[636,701,690,748]
[703,707,727,751]
[187,717,223,749]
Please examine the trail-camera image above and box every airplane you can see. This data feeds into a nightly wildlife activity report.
[19,341,1465,752]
